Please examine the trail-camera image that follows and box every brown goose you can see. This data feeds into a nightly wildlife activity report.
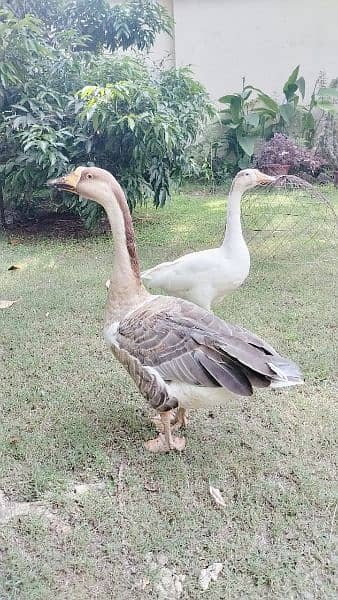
[48,167,303,453]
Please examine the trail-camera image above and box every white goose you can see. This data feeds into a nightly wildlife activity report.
[140,169,275,311]
[48,167,303,453]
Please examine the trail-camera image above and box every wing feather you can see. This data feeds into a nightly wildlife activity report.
[114,295,302,396]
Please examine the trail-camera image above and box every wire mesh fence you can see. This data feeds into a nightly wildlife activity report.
[243,176,337,267]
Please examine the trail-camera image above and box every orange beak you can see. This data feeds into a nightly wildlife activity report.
[256,172,276,185]
[47,167,83,193]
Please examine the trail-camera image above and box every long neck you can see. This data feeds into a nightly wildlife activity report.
[104,181,149,324]
[222,185,245,250]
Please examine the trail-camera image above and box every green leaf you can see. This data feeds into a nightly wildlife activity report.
[316,100,337,113]
[302,111,315,130]
[245,112,260,127]
[296,76,305,99]
[284,65,300,88]
[127,116,136,130]
[219,93,241,104]
[241,89,252,101]
[256,94,279,114]
[225,122,240,129]
[318,87,338,99]
[229,96,242,123]
[237,134,258,157]
[283,66,301,101]
[39,141,48,153]
[238,156,251,169]
[92,113,100,131]
[279,103,296,125]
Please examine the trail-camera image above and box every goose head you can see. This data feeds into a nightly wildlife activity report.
[47,166,115,208]
[232,169,275,193]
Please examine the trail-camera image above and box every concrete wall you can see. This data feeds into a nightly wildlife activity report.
[152,0,338,101]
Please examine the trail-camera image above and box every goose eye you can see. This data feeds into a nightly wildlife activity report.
[87,173,93,180]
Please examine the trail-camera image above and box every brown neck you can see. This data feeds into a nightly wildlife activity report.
[112,180,141,279]
[104,179,150,324]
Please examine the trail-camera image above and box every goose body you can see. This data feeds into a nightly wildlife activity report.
[104,294,302,415]
[48,167,303,452]
[141,245,250,310]
[140,169,274,311]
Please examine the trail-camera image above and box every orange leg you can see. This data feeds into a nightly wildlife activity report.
[145,411,186,453]
[172,407,189,430]
[151,407,188,432]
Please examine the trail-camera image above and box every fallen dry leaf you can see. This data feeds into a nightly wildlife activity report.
[144,481,159,493]
[154,567,185,600]
[67,482,106,498]
[0,489,71,533]
[146,553,185,600]
[199,562,223,591]
[9,239,22,246]
[209,485,226,508]
[140,577,150,590]
[8,264,21,271]
[0,300,18,309]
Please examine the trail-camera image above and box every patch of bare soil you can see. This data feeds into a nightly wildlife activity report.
[3,213,110,241]
[0,490,70,534]
[2,211,159,242]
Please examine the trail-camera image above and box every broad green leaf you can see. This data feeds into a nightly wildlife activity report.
[284,65,300,88]
[245,85,266,96]
[279,103,296,124]
[283,66,301,100]
[229,96,242,122]
[318,87,338,99]
[256,94,279,114]
[253,107,276,117]
[237,134,258,157]
[225,122,240,129]
[219,93,241,104]
[241,89,252,101]
[316,100,337,113]
[245,112,260,127]
[284,82,299,101]
[238,156,251,169]
[296,76,305,99]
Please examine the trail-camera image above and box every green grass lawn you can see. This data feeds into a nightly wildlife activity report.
[0,185,337,599]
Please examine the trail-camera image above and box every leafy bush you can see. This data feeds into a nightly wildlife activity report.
[218,66,306,173]
[73,59,214,224]
[216,66,337,176]
[0,3,214,227]
[3,0,173,52]
[312,80,338,170]
[253,133,324,175]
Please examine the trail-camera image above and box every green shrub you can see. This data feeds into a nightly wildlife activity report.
[0,2,214,227]
[214,66,337,177]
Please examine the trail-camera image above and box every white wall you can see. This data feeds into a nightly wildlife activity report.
[171,0,338,101]
[110,0,337,102]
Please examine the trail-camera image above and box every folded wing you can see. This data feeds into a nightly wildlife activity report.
[115,296,303,401]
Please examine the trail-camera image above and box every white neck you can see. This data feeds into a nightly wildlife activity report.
[221,185,246,251]
[102,186,149,324]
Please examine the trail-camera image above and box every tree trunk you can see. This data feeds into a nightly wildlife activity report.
[0,188,7,237]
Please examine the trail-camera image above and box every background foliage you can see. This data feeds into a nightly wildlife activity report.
[0,1,214,227]
[195,66,338,182]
